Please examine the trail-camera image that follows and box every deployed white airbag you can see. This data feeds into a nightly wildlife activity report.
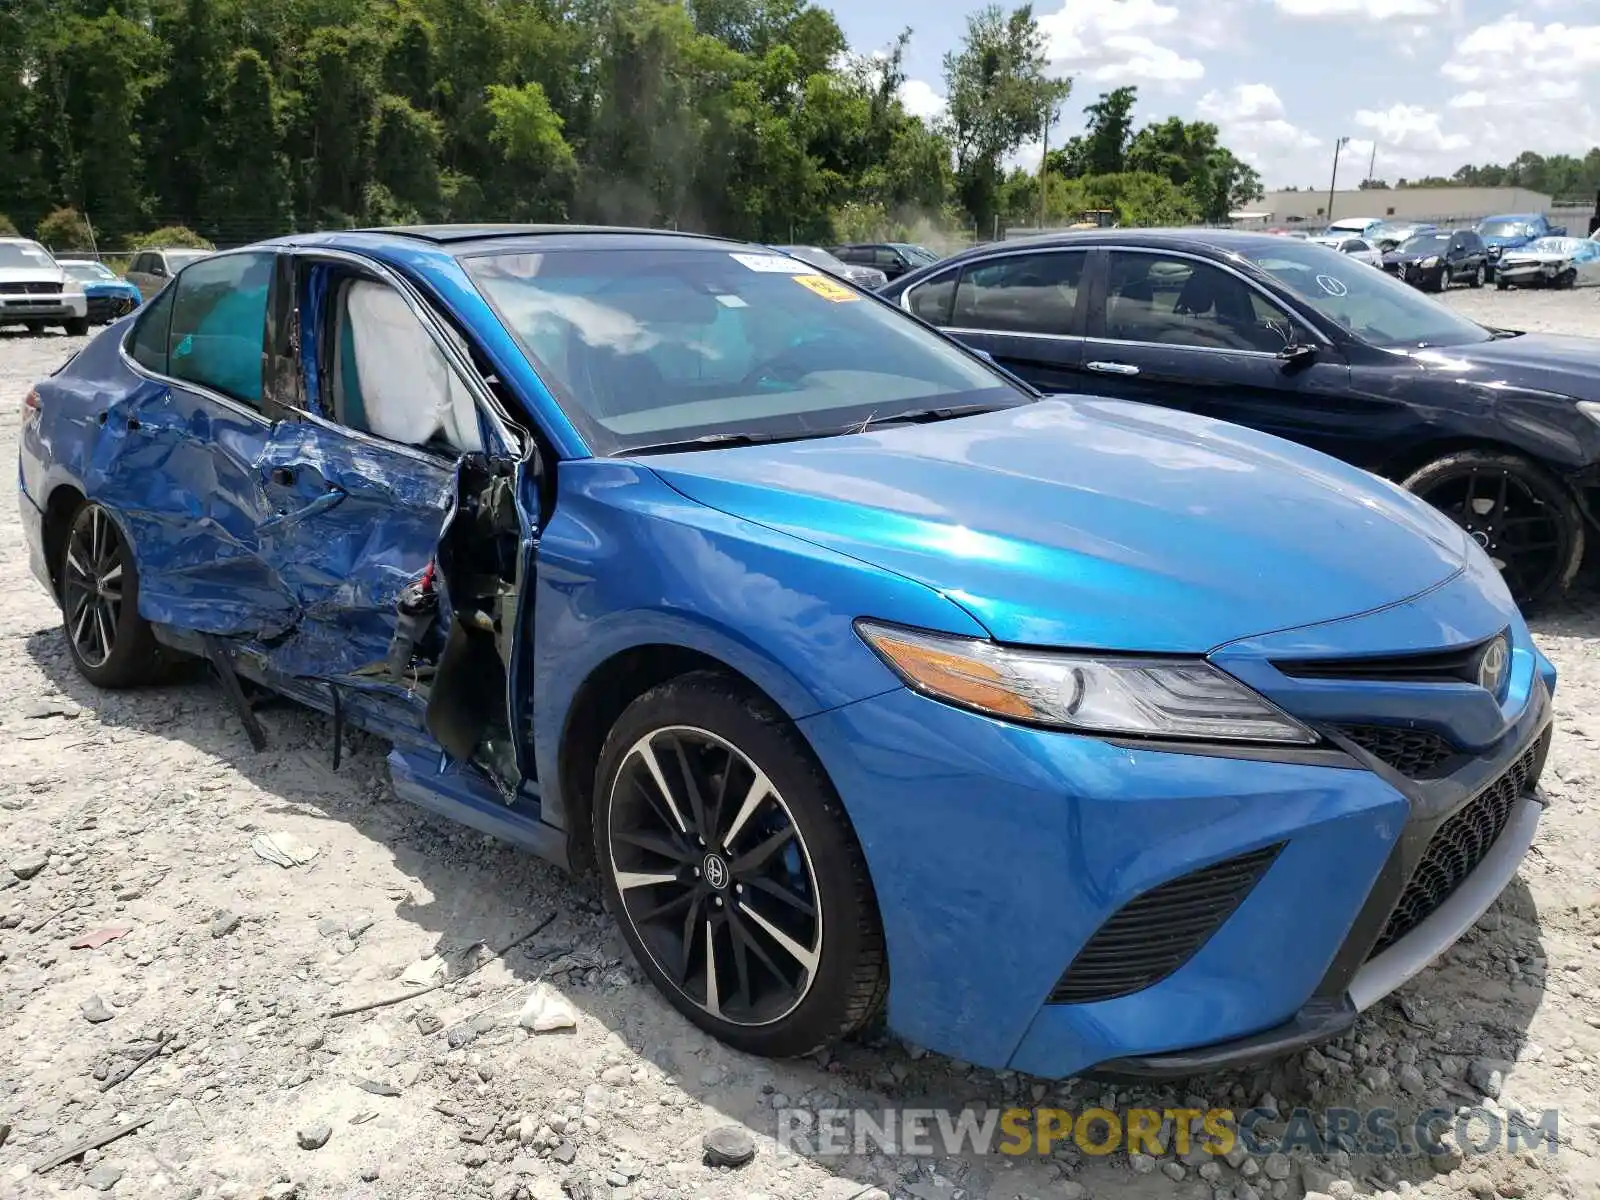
[345,280,483,452]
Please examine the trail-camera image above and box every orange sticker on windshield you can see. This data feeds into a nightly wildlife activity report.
[792,274,859,302]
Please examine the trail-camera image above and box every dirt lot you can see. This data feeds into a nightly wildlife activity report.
[3,287,1600,1200]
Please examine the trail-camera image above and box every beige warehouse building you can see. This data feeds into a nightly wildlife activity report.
[1257,187,1556,225]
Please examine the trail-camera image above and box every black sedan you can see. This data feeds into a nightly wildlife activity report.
[1381,229,1488,292]
[881,229,1599,607]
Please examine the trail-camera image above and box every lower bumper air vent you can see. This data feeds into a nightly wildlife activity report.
[1371,729,1550,956]
[1048,843,1283,1004]
[1339,725,1461,779]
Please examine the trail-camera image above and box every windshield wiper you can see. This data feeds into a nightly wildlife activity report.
[857,402,1018,432]
[626,430,819,455]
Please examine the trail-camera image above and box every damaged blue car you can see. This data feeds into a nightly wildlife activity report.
[18,226,1556,1078]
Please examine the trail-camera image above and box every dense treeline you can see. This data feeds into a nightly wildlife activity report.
[1397,151,1600,200]
[0,0,1263,249]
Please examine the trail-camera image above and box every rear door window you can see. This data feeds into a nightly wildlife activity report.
[166,252,273,408]
[906,270,958,325]
[951,251,1086,336]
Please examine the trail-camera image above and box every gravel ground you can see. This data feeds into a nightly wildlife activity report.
[3,289,1600,1200]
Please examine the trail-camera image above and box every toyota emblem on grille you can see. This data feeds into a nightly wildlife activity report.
[1476,636,1509,694]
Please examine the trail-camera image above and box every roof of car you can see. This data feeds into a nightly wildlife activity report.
[262,225,750,263]
[1482,213,1539,220]
[924,227,1320,268]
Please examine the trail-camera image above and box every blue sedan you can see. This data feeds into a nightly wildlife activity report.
[17,225,1554,1078]
[58,258,143,325]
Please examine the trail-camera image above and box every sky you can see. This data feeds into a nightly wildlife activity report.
[832,0,1600,191]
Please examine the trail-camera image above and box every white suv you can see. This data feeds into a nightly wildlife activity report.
[0,237,89,336]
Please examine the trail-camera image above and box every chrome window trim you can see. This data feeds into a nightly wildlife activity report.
[1096,244,1335,350]
[117,247,276,427]
[900,245,1091,335]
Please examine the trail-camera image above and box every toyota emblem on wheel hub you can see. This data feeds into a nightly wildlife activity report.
[1476,635,1509,694]
[701,852,730,890]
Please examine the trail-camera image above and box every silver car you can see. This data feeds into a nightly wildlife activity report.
[773,245,888,290]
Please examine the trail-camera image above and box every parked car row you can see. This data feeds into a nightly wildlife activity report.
[19,222,1561,1084]
[1291,213,1585,290]
[0,240,217,337]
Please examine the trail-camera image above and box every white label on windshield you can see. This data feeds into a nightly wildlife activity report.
[715,294,748,307]
[729,252,808,274]
[1315,274,1348,297]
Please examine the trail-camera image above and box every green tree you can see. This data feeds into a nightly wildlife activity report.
[942,4,1070,235]
[207,48,291,239]
[35,206,93,250]
[485,82,577,219]
[1080,86,1137,176]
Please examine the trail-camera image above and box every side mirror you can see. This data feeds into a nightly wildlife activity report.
[1277,343,1318,370]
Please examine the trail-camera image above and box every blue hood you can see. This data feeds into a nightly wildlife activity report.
[644,398,1469,653]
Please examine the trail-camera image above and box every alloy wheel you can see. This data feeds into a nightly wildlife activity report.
[1420,468,1567,602]
[62,507,125,669]
[607,726,822,1027]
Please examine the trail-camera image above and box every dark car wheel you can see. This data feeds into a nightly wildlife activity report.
[1433,267,1450,292]
[1470,264,1485,288]
[1403,451,1585,609]
[58,501,163,687]
[64,317,89,337]
[1558,269,1577,290]
[594,671,887,1059]
[1496,278,1510,291]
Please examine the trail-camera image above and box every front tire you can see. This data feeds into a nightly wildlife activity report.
[1402,451,1585,610]
[58,501,163,687]
[64,317,89,337]
[1470,264,1485,289]
[593,671,887,1059]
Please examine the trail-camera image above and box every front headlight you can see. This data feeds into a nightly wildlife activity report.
[856,621,1317,743]
[1578,400,1600,430]
[1421,256,1440,268]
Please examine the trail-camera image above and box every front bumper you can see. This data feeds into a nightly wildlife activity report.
[800,578,1551,1078]
[1497,263,1564,286]
[0,291,87,322]
[86,292,139,323]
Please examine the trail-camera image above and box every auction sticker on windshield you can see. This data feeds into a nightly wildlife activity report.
[730,252,810,273]
[792,274,859,302]
[1315,274,1348,297]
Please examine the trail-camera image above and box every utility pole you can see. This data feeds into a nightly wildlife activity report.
[1038,99,1050,230]
[1326,136,1350,222]
[1367,143,1377,187]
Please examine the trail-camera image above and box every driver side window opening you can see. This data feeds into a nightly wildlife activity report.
[1101,252,1299,353]
[313,269,485,456]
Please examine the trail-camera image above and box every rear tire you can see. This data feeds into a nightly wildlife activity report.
[1470,264,1485,289]
[593,671,887,1059]
[1496,279,1509,291]
[57,501,164,688]
[1402,451,1584,610]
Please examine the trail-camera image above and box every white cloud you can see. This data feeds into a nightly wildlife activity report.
[898,79,947,120]
[1443,17,1600,85]
[1448,79,1580,109]
[1037,0,1204,85]
[1353,103,1470,155]
[1197,84,1321,166]
[1271,0,1445,17]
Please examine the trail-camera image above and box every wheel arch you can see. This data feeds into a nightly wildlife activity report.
[41,483,88,599]
[554,643,803,873]
[1378,436,1586,504]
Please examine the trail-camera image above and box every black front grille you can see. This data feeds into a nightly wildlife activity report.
[1371,731,1549,955]
[0,281,56,295]
[1048,844,1282,1004]
[1339,725,1462,779]
[1275,633,1504,685]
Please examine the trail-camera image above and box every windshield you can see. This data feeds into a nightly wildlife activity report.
[0,241,57,270]
[1244,240,1490,350]
[902,245,941,265]
[1398,232,1451,253]
[1477,219,1529,239]
[62,262,116,282]
[776,245,846,271]
[1369,223,1419,241]
[464,247,1024,454]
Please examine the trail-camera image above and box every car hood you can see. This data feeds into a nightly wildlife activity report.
[1416,333,1600,402]
[0,265,66,285]
[1383,249,1445,264]
[1482,234,1531,249]
[642,398,1469,653]
[1498,249,1571,264]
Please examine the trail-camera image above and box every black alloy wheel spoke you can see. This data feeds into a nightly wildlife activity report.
[65,509,121,668]
[610,727,821,1027]
[1426,467,1564,603]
